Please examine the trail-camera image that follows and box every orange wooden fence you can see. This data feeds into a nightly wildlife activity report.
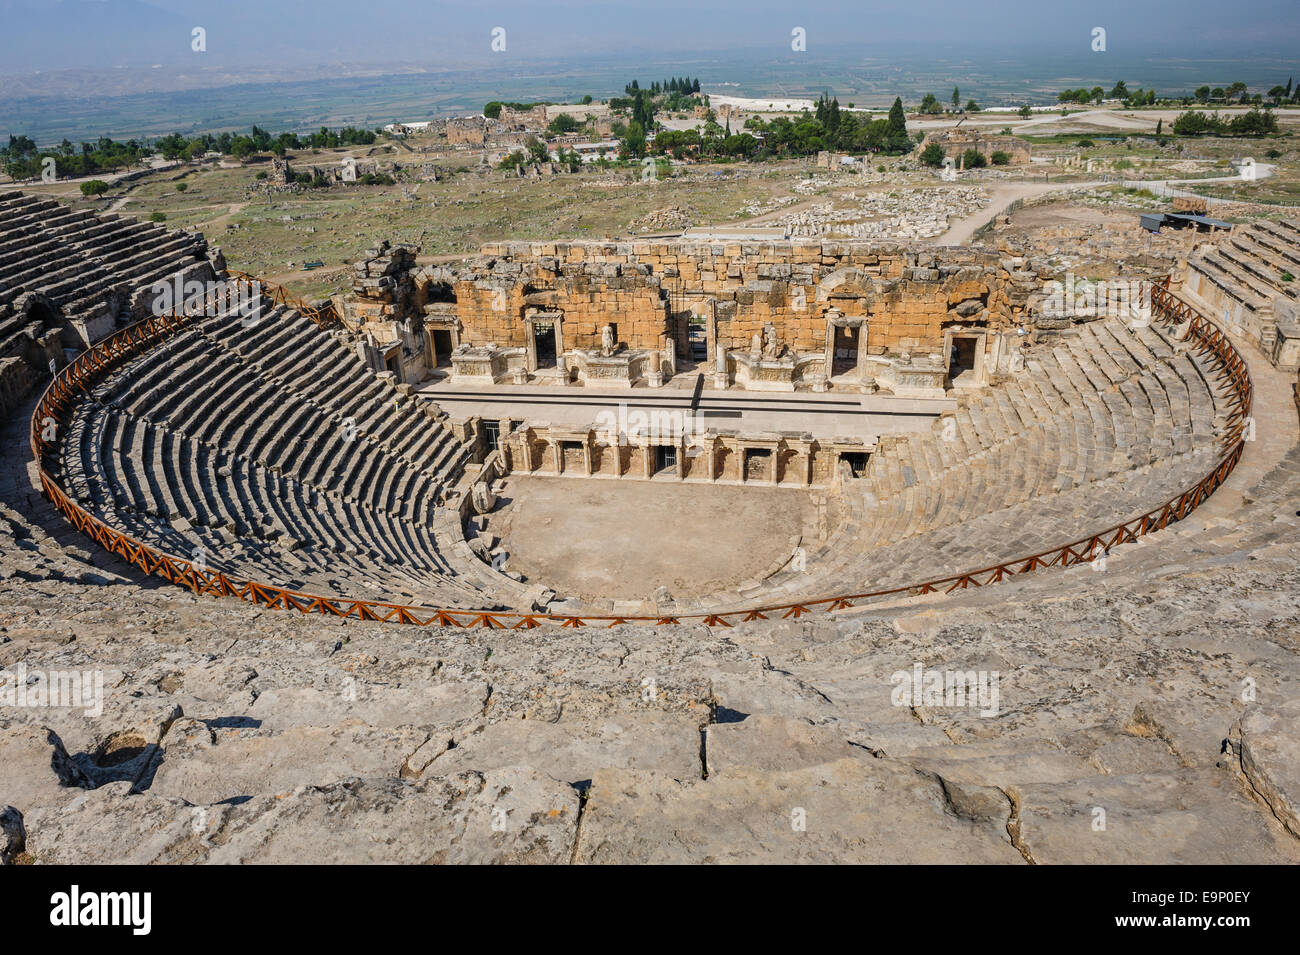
[29,277,1253,629]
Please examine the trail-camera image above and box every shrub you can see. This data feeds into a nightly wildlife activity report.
[80,179,110,197]
[149,211,167,222]
[547,114,581,135]
[1282,271,1295,283]
[255,170,268,180]
[962,148,987,169]
[919,143,945,167]
[990,150,1010,165]
[175,182,188,191]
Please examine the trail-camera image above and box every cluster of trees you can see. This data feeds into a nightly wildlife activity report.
[642,97,910,163]
[499,135,552,169]
[750,97,911,158]
[610,78,705,118]
[1056,82,1154,107]
[153,125,375,162]
[649,127,758,159]
[1172,108,1279,137]
[1057,87,1105,105]
[619,121,648,159]
[813,92,842,129]
[1197,79,1298,106]
[918,145,1011,169]
[626,77,700,96]
[1265,79,1298,105]
[1195,82,1249,104]
[547,113,588,135]
[1,133,152,180]
[1053,78,1300,109]
[918,93,944,115]
[1121,88,1158,107]
[628,90,657,129]
[499,135,584,172]
[3,121,384,185]
[914,88,979,114]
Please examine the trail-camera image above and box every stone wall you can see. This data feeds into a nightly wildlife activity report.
[0,356,37,424]
[450,257,671,352]
[922,129,1032,165]
[497,419,866,488]
[446,118,487,146]
[329,236,1044,391]
[462,240,1037,358]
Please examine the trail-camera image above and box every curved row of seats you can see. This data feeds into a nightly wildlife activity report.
[856,316,1229,546]
[690,313,1237,615]
[1188,217,1300,314]
[0,190,210,358]
[55,297,514,609]
[101,306,463,523]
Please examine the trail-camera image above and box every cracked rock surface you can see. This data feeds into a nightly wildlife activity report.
[3,389,1300,863]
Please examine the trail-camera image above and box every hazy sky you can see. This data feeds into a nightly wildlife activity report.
[2,0,1298,72]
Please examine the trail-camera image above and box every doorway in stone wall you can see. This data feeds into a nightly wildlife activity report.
[654,444,677,475]
[949,334,980,387]
[534,323,556,368]
[432,329,454,367]
[832,325,858,376]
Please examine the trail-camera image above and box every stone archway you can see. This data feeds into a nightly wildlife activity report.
[815,267,878,307]
[413,268,461,368]
[12,291,69,372]
[16,291,63,331]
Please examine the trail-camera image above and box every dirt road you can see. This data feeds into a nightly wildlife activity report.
[932,180,1101,245]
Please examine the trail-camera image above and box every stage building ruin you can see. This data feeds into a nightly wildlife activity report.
[332,239,1046,398]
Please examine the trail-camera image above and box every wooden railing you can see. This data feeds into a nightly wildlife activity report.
[30,278,1253,629]
[225,270,338,329]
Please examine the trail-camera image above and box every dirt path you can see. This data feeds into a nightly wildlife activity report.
[193,201,250,231]
[932,180,1101,245]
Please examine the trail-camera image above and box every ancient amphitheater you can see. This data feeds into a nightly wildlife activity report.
[2,187,1300,864]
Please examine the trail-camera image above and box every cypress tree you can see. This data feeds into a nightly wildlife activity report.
[886,97,909,152]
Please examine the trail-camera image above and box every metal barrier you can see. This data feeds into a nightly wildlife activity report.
[30,278,1252,629]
